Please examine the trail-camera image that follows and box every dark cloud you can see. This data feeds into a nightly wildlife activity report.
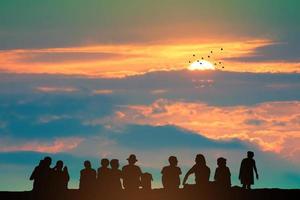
[226,37,300,63]
[1,70,300,106]
[0,94,115,139]
[244,119,266,126]
[108,124,248,150]
[17,52,130,63]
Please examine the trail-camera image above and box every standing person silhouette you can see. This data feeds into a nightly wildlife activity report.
[97,158,111,191]
[109,159,122,191]
[239,151,259,189]
[53,160,70,192]
[161,156,182,190]
[79,160,97,193]
[183,154,210,189]
[122,154,142,192]
[214,157,231,189]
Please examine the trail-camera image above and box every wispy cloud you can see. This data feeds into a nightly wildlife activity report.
[0,137,84,153]
[150,89,168,95]
[35,86,78,93]
[92,89,114,95]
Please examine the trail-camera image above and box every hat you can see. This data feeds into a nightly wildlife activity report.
[127,154,138,162]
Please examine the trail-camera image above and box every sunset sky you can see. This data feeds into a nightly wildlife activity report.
[1,0,300,190]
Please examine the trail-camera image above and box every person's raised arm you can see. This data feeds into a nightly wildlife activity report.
[64,166,70,182]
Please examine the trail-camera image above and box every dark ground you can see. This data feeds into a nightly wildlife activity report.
[1,187,300,200]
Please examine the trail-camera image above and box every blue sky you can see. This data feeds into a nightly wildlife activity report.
[1,71,300,190]
[0,0,300,191]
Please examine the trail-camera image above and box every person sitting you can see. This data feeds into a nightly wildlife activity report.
[161,156,182,190]
[122,154,142,192]
[97,158,111,190]
[183,154,210,189]
[53,160,70,192]
[141,172,153,191]
[214,157,231,190]
[109,159,122,191]
[79,160,97,192]
[30,159,44,192]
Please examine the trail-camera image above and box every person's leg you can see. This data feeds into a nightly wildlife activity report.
[242,184,246,189]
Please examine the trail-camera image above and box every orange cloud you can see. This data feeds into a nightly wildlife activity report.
[92,89,114,95]
[35,86,78,93]
[94,99,300,159]
[1,39,298,77]
[0,138,84,153]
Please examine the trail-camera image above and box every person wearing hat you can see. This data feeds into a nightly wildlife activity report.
[122,154,142,191]
[214,157,231,189]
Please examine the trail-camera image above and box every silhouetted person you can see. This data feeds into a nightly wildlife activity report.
[53,160,70,192]
[97,158,111,190]
[122,154,142,191]
[239,151,259,189]
[29,156,53,199]
[183,154,210,189]
[80,160,97,192]
[161,156,182,190]
[30,159,44,192]
[141,172,153,191]
[214,157,231,189]
[109,159,122,191]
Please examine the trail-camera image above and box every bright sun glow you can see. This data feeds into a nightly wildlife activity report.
[188,60,215,71]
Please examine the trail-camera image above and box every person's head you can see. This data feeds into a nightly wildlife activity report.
[217,157,226,167]
[195,154,206,165]
[84,160,91,169]
[43,156,52,167]
[101,158,109,168]
[56,160,64,170]
[127,154,138,165]
[247,151,254,158]
[110,159,119,170]
[168,156,178,166]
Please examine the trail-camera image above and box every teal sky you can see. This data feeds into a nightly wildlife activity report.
[0,0,299,48]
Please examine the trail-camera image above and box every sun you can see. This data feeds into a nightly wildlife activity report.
[188,60,215,71]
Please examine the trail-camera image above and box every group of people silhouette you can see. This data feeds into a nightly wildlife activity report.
[30,157,69,194]
[30,151,258,196]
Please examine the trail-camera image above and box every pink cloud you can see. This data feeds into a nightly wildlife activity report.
[94,99,300,159]
[92,89,114,95]
[0,138,84,153]
[150,89,168,95]
[35,86,78,93]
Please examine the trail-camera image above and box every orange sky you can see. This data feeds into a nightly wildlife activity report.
[1,38,299,78]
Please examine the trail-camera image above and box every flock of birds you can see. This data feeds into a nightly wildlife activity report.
[188,48,225,70]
